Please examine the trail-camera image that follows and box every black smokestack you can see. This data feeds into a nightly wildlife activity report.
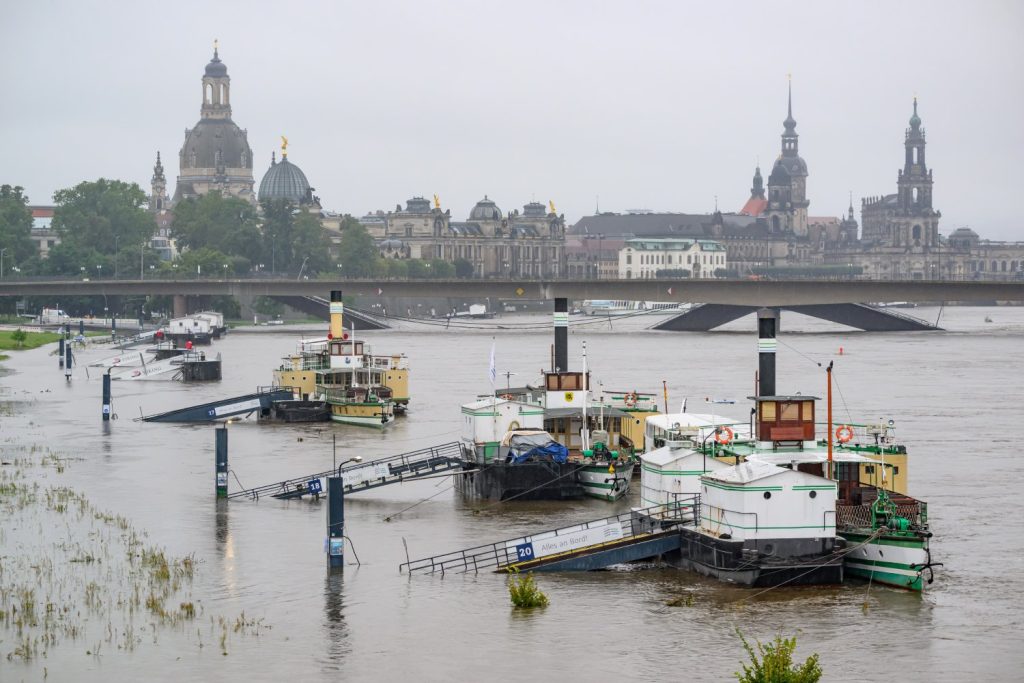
[554,298,568,372]
[757,308,777,397]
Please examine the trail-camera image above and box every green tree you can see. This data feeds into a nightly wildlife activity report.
[292,212,333,276]
[735,630,822,683]
[171,192,262,262]
[406,259,428,278]
[260,199,296,273]
[253,296,284,316]
[429,259,455,278]
[453,257,474,278]
[52,179,154,255]
[175,247,233,277]
[380,258,408,279]
[336,222,379,277]
[44,241,112,277]
[10,329,27,347]
[0,185,37,265]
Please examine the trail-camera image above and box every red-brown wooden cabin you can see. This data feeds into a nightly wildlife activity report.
[751,395,819,448]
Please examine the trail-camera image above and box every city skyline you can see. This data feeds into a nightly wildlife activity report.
[2,1,1021,239]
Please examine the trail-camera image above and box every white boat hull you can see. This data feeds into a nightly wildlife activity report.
[578,463,632,501]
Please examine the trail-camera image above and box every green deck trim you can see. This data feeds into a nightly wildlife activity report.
[642,464,707,476]
[703,480,783,492]
[791,485,837,491]
[844,565,923,590]
[701,516,835,530]
[838,532,927,549]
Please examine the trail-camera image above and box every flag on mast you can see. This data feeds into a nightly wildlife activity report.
[488,339,497,387]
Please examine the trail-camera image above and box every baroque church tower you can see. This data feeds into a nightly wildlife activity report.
[173,43,255,204]
[894,98,940,249]
[765,79,810,236]
[149,151,169,212]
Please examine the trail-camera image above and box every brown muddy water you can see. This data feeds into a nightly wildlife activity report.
[1,306,1023,681]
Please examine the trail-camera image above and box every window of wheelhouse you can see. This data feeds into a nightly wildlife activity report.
[545,372,586,391]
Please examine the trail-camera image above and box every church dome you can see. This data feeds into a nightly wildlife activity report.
[522,201,547,217]
[205,49,228,78]
[469,196,502,221]
[181,118,252,170]
[258,154,311,203]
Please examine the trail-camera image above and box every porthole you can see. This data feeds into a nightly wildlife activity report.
[763,491,772,500]
[809,490,817,499]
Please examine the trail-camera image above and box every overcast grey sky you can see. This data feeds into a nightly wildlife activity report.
[2,1,1021,239]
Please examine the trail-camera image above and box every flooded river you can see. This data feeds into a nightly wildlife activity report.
[2,306,1023,681]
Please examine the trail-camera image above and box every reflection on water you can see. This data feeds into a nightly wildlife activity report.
[1,306,1023,681]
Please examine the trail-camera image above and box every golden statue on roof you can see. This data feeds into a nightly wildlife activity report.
[433,194,440,209]
[549,200,557,214]
[280,135,289,158]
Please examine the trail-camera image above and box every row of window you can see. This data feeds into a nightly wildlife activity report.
[972,260,1020,272]
[625,253,724,266]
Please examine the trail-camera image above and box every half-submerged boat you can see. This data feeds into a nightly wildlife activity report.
[457,303,660,501]
[638,309,936,590]
[272,291,406,428]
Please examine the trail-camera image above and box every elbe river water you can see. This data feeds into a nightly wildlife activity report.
[1,306,1022,681]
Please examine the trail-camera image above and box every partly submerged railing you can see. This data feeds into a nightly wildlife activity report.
[399,497,699,575]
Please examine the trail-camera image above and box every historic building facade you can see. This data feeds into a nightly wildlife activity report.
[172,46,255,204]
[618,238,727,279]
[764,81,810,237]
[361,196,566,277]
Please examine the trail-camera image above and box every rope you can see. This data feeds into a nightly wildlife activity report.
[774,336,823,368]
[383,483,455,522]
[830,370,855,424]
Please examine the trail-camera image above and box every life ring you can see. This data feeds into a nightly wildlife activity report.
[835,425,855,444]
[499,394,515,401]
[623,392,638,408]
[715,426,734,445]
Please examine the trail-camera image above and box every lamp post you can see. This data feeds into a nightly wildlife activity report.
[96,265,102,279]
[700,427,722,474]
[0,248,7,280]
[140,243,145,280]
[223,263,229,280]
[114,234,119,279]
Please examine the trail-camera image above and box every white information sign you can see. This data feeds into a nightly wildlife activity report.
[506,521,625,560]
[212,398,262,417]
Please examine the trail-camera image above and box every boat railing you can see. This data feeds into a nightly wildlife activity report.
[836,500,925,528]
[399,498,700,575]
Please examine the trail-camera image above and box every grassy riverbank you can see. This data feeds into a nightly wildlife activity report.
[0,330,64,351]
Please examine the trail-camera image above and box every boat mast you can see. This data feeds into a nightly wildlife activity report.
[827,360,834,480]
[581,340,589,451]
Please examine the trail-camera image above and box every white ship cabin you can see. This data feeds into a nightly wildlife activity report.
[461,397,545,463]
[747,451,891,506]
[167,316,213,335]
[699,461,837,543]
[646,413,751,450]
[752,395,819,450]
[640,429,731,508]
[328,339,367,369]
[193,310,224,330]
[543,371,588,410]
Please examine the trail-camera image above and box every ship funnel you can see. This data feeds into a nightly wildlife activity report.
[553,297,568,372]
[330,290,344,339]
[757,308,777,397]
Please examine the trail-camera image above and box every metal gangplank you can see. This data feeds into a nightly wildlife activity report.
[138,386,293,422]
[399,497,700,575]
[227,441,466,501]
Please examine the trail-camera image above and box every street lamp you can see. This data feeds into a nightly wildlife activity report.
[114,234,119,279]
[701,426,723,474]
[0,248,7,280]
[96,265,102,279]
[223,263,229,280]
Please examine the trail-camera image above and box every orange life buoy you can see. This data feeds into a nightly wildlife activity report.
[715,426,734,445]
[623,392,638,408]
[499,393,515,401]
[835,425,854,443]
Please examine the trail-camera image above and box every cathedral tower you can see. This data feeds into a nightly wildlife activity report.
[149,151,168,212]
[894,98,940,248]
[765,79,810,236]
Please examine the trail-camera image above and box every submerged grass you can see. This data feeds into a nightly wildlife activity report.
[0,444,268,665]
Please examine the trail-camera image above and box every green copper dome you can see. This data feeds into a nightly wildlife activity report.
[258,153,312,204]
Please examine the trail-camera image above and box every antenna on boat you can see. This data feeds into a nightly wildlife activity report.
[826,360,834,480]
[581,340,589,451]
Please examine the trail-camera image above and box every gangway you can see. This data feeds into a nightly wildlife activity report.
[227,441,466,500]
[399,497,700,575]
[138,386,293,422]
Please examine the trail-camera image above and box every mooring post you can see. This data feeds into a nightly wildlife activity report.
[64,343,72,380]
[554,297,568,372]
[327,476,345,569]
[58,337,65,369]
[102,370,112,421]
[111,314,117,341]
[215,426,228,498]
[79,319,85,336]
